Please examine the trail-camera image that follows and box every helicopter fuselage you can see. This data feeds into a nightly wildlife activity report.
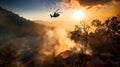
[50,9,61,18]
[50,12,60,18]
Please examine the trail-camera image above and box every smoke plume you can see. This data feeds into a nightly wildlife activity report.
[59,0,120,8]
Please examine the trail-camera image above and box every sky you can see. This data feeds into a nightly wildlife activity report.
[0,0,120,30]
[0,0,59,11]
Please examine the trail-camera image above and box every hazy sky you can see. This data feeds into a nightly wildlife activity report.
[0,0,120,30]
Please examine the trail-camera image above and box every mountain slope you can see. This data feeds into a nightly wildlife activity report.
[0,7,48,36]
[0,7,50,67]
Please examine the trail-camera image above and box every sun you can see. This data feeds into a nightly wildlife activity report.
[72,10,86,20]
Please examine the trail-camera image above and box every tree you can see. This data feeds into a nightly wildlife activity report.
[90,16,120,67]
[70,21,91,54]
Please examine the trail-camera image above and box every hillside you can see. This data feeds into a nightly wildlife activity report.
[0,7,48,36]
[0,7,50,67]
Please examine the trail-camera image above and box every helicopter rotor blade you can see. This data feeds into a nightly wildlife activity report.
[55,9,60,12]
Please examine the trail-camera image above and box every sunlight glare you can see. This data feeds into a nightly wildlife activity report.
[72,10,86,20]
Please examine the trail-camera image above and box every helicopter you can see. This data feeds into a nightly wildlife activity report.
[50,9,61,18]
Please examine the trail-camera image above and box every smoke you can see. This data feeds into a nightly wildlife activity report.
[59,0,120,9]
[0,25,91,66]
[59,0,81,9]
[78,0,112,6]
[40,27,77,56]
